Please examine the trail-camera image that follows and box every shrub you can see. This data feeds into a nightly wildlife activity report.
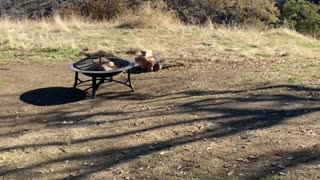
[165,0,280,25]
[59,0,131,20]
[116,2,180,29]
[59,0,279,26]
[282,0,320,38]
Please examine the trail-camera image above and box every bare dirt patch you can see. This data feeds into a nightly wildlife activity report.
[0,58,319,179]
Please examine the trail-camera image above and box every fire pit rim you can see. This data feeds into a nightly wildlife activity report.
[70,57,136,75]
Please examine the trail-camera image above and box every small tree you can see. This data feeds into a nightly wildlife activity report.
[283,0,320,38]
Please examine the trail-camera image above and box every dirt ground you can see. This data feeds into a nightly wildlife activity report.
[0,58,319,180]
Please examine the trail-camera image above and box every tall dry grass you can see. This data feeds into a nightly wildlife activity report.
[0,3,182,52]
[0,4,319,62]
[114,2,181,29]
[0,14,109,50]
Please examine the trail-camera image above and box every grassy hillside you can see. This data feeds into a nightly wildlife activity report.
[0,17,319,61]
[0,16,320,87]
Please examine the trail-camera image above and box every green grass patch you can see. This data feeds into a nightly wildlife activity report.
[0,48,82,63]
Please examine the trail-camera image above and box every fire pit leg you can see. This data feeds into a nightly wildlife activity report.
[92,76,97,99]
[128,70,135,92]
[73,72,79,88]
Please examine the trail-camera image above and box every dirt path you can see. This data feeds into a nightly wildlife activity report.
[0,60,319,179]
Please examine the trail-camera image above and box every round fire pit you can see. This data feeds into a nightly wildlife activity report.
[70,55,136,99]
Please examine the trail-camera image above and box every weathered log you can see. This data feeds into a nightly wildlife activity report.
[101,62,116,71]
[135,55,157,72]
[153,53,166,72]
[135,51,167,72]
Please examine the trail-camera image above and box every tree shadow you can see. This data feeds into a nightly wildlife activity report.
[1,84,320,179]
[20,87,86,106]
[129,66,148,74]
[247,147,320,179]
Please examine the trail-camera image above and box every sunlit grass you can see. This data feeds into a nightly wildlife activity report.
[0,15,319,64]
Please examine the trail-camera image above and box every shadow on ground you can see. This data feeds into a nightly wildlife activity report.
[20,87,86,106]
[2,85,320,179]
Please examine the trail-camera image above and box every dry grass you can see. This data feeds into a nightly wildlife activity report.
[115,2,181,29]
[0,8,319,64]
[1,16,319,88]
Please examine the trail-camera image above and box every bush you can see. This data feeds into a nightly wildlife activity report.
[58,0,179,28]
[165,0,280,25]
[116,1,180,29]
[282,0,320,38]
[59,0,279,26]
[59,0,131,20]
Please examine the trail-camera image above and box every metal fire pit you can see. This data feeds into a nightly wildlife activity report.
[70,55,135,99]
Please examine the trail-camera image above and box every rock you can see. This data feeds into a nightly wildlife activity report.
[287,156,294,160]
[280,52,289,57]
[248,155,258,160]
[279,171,286,176]
[223,164,231,168]
[227,170,234,176]
[278,164,285,169]
[237,158,249,162]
